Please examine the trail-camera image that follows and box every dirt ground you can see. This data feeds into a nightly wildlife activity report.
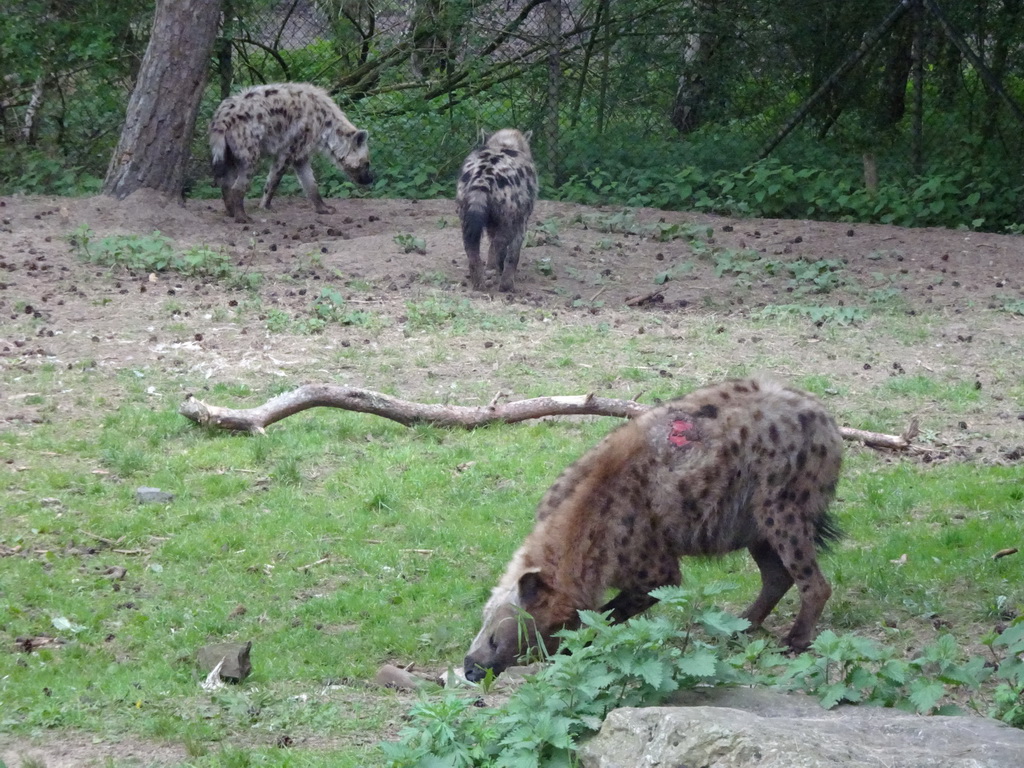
[2,189,1023,445]
[1,190,1023,765]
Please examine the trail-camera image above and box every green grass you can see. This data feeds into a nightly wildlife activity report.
[3,389,1022,764]
[2,294,1023,765]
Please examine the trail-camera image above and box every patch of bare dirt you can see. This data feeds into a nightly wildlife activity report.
[3,190,1021,342]
[0,735,187,767]
[1,189,1022,445]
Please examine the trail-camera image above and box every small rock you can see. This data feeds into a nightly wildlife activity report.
[374,664,426,691]
[197,641,252,682]
[101,566,128,580]
[136,487,175,504]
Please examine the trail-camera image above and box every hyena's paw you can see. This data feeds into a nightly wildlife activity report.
[498,273,516,292]
[315,203,337,215]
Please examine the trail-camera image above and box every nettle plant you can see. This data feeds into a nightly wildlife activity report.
[69,225,235,279]
[381,584,1024,768]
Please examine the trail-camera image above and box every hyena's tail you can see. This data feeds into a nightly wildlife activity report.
[209,130,232,185]
[460,190,489,255]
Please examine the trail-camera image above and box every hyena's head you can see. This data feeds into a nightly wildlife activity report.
[326,127,374,186]
[463,555,572,682]
[484,128,533,160]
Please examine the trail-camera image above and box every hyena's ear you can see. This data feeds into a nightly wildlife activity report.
[352,130,368,148]
[516,568,548,609]
[477,127,488,146]
[522,130,533,143]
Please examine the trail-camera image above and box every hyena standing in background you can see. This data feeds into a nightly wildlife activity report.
[456,129,538,292]
[209,83,373,223]
[464,378,844,682]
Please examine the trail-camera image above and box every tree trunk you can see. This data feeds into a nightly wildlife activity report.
[671,3,719,136]
[876,12,915,129]
[103,0,223,200]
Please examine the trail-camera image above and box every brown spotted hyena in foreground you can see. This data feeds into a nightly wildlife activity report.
[464,377,843,681]
[209,83,373,223]
[456,129,537,292]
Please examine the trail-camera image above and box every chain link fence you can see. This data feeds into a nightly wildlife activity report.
[3,0,1024,226]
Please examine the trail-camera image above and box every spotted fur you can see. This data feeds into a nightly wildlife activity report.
[464,377,844,681]
[209,83,373,223]
[455,129,538,292]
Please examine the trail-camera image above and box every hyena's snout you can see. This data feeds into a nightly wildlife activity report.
[463,656,489,683]
[351,165,374,186]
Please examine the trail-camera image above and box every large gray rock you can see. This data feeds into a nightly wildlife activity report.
[578,688,1024,768]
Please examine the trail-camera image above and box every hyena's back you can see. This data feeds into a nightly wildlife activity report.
[209,83,372,222]
[456,129,537,292]
[464,378,843,681]
[538,377,843,637]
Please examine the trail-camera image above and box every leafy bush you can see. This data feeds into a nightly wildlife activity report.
[990,620,1024,728]
[381,583,753,768]
[382,585,1024,767]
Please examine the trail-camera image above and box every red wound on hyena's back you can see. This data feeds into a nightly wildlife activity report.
[668,419,698,448]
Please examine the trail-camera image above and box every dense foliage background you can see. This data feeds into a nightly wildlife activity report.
[3,0,1024,230]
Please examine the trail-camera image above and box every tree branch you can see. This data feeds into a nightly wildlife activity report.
[179,385,648,434]
[178,386,920,454]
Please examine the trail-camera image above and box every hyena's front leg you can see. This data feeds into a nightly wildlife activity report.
[599,589,659,624]
[293,158,335,214]
[259,153,291,211]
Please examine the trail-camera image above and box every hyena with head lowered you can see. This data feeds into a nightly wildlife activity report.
[209,83,373,223]
[464,378,844,682]
[456,129,538,292]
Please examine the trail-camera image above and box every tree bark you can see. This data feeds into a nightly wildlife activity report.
[103,0,223,200]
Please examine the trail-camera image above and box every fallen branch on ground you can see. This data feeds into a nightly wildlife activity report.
[837,417,919,451]
[179,384,919,452]
[179,384,649,434]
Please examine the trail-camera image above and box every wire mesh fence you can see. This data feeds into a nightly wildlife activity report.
[3,0,1024,228]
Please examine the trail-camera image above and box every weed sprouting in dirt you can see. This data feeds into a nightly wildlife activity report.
[68,225,236,279]
[394,233,427,254]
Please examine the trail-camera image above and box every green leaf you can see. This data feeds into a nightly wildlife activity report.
[677,650,719,678]
[908,679,946,713]
[994,621,1024,652]
[698,609,749,636]
[818,682,857,709]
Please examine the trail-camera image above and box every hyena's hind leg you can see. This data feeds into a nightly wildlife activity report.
[292,157,335,214]
[741,540,795,629]
[486,227,525,292]
[497,230,527,292]
[222,165,254,223]
[750,519,832,652]
[259,152,293,212]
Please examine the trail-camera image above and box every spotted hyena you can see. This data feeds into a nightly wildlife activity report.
[209,83,373,223]
[456,128,538,292]
[464,378,844,681]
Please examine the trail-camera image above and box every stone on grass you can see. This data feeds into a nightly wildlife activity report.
[136,487,175,504]
[197,641,252,682]
[578,688,1024,768]
[374,664,428,691]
